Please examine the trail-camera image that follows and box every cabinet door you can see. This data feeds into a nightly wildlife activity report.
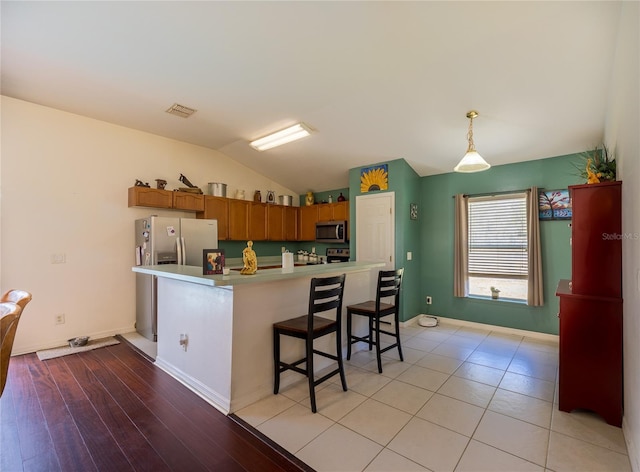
[128,187,173,208]
[267,205,285,241]
[317,204,333,222]
[299,205,318,241]
[250,202,267,241]
[570,182,622,298]
[198,196,229,240]
[173,192,205,211]
[558,293,623,426]
[228,200,249,241]
[284,207,298,241]
[332,201,349,221]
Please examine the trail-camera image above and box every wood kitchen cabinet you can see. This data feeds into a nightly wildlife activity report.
[284,206,298,241]
[299,205,318,241]
[197,196,229,240]
[172,192,204,211]
[128,187,173,209]
[228,199,250,240]
[317,201,349,222]
[267,205,285,241]
[556,181,623,427]
[130,187,306,242]
[128,187,204,211]
[250,202,267,241]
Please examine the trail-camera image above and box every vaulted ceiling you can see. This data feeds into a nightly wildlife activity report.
[1,1,623,194]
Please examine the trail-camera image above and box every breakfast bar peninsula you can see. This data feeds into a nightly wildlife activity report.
[132,261,384,414]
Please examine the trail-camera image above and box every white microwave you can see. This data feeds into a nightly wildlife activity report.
[315,220,348,243]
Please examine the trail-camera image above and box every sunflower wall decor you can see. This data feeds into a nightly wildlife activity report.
[360,164,388,193]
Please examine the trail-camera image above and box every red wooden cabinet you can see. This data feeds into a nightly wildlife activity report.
[570,181,622,298]
[556,181,623,426]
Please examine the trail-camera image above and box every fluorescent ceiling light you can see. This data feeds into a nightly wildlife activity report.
[250,123,312,151]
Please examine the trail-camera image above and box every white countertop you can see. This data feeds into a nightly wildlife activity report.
[132,260,384,287]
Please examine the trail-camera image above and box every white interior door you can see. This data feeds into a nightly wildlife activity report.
[355,192,395,269]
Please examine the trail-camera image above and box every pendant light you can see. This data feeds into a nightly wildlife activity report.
[454,110,491,173]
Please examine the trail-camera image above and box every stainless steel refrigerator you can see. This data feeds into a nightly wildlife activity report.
[134,216,218,341]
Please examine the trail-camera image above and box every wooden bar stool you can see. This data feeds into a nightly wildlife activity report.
[273,274,347,413]
[346,269,404,373]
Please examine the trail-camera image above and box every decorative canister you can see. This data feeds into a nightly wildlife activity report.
[266,191,275,204]
[253,190,262,202]
[235,189,245,200]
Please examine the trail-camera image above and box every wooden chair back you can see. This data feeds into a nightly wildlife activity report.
[1,289,32,396]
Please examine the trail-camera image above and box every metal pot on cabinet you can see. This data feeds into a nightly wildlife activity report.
[208,182,227,197]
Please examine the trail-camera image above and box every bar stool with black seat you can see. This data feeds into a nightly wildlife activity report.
[346,268,404,373]
[273,274,347,413]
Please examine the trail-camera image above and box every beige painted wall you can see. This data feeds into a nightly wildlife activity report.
[1,96,297,354]
[605,2,640,470]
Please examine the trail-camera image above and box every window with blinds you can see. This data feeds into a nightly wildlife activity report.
[467,193,528,300]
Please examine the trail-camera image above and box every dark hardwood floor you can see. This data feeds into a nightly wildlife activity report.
[0,337,313,472]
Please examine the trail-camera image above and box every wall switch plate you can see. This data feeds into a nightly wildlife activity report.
[407,252,412,261]
[51,253,66,264]
[55,313,65,325]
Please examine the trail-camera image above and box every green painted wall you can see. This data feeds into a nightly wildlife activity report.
[229,152,580,335]
[348,159,422,323]
[421,153,581,334]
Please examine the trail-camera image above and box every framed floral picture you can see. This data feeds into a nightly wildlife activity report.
[203,249,225,275]
[538,189,572,220]
[360,164,388,192]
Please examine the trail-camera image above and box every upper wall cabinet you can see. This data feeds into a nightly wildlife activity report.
[299,201,350,241]
[173,192,205,211]
[320,201,349,221]
[299,205,318,241]
[128,187,204,212]
[128,187,172,209]
[197,196,229,240]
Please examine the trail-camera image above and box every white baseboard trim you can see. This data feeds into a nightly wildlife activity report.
[402,314,558,343]
[12,325,137,356]
[155,356,231,415]
[623,417,640,472]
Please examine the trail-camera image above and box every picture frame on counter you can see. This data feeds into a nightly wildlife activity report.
[203,249,225,275]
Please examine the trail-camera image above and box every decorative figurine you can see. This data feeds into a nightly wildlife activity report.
[135,179,150,187]
[240,241,258,275]
[254,190,262,202]
[266,190,275,204]
[155,179,167,190]
[337,192,346,202]
[305,191,315,206]
[586,159,600,184]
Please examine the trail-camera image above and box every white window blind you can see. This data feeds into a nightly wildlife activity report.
[468,194,528,279]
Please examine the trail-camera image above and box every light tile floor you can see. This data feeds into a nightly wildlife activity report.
[236,321,631,472]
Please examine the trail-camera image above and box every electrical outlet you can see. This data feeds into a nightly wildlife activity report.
[426,296,432,305]
[55,313,65,325]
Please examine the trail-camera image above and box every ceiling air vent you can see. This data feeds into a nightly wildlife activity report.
[165,103,197,118]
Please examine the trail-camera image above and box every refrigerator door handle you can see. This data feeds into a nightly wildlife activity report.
[180,237,187,265]
[176,237,183,265]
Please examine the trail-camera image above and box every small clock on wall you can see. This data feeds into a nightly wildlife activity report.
[410,203,418,220]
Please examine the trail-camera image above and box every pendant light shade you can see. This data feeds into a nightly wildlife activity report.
[454,111,491,173]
